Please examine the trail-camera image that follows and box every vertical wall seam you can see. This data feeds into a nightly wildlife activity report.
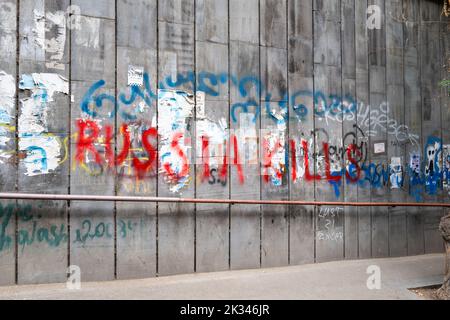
[258,0,262,269]
[401,0,408,256]
[67,0,72,272]
[402,0,408,256]
[14,0,20,285]
[227,0,231,270]
[438,0,444,212]
[340,0,345,259]
[384,0,390,258]
[418,0,425,254]
[155,0,160,278]
[193,0,197,274]
[368,0,373,259]
[312,0,316,264]
[354,0,360,260]
[113,0,118,280]
[286,0,290,266]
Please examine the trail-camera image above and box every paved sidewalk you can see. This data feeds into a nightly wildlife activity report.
[0,254,444,300]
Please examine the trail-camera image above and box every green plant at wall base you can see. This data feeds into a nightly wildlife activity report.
[440,79,450,93]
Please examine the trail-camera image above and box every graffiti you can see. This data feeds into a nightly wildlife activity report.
[0,202,145,253]
[444,145,450,195]
[424,136,442,196]
[82,71,419,148]
[0,202,67,253]
[317,207,344,242]
[408,153,422,201]
[389,157,404,189]
[74,218,139,245]
[0,68,447,200]
[207,168,227,186]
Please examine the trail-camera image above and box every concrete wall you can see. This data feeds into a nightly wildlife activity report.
[0,0,448,285]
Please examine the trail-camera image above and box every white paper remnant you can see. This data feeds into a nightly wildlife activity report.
[0,71,15,162]
[374,142,385,154]
[128,65,144,87]
[196,91,206,119]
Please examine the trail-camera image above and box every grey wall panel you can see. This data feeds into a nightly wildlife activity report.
[115,0,158,280]
[313,0,344,263]
[229,1,261,270]
[403,0,424,256]
[355,0,372,259]
[288,0,314,265]
[420,0,445,254]
[342,0,358,260]
[17,0,70,284]
[368,0,389,259]
[0,0,17,286]
[386,0,407,257]
[69,4,116,282]
[157,0,195,276]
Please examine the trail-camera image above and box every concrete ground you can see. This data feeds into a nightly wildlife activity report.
[0,254,444,300]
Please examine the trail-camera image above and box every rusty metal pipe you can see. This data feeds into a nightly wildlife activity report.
[0,192,449,208]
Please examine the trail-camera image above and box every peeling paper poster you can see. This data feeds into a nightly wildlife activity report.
[263,128,286,186]
[0,71,15,162]
[18,73,69,176]
[19,135,61,176]
[158,89,194,193]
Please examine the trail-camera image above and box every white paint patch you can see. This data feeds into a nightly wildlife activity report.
[237,113,258,165]
[158,89,194,193]
[32,9,46,49]
[19,135,60,176]
[18,73,68,176]
[44,11,67,70]
[75,16,100,49]
[196,117,227,168]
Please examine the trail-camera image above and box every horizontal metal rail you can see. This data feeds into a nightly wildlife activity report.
[0,192,449,208]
